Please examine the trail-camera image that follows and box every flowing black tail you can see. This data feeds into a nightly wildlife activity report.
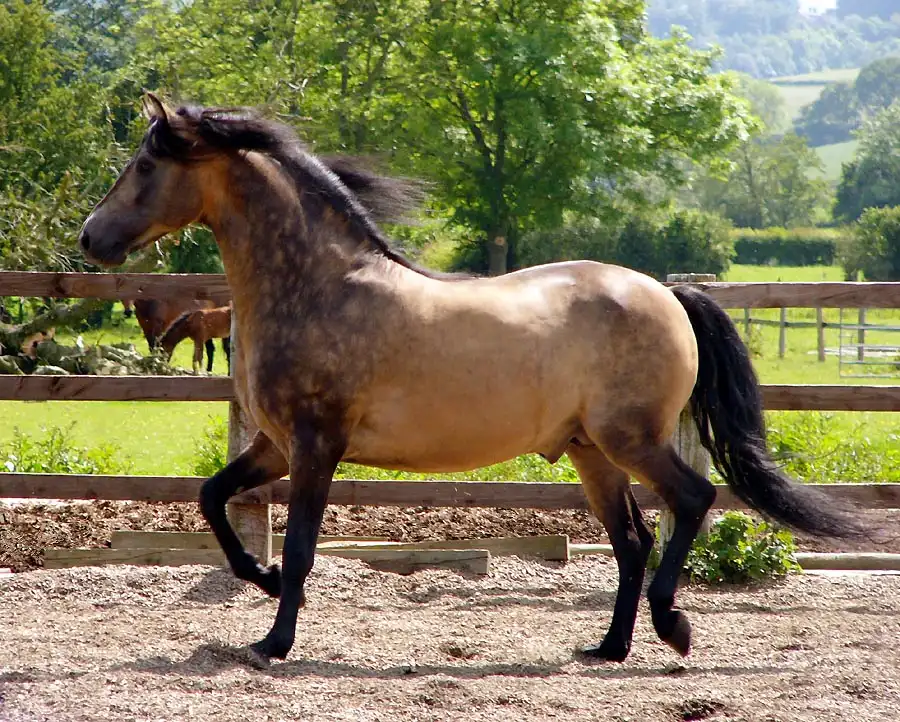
[671,285,864,539]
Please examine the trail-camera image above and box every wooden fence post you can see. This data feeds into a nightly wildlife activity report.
[225,315,272,564]
[857,308,867,362]
[778,307,787,358]
[662,274,715,554]
[743,307,751,339]
[816,307,825,362]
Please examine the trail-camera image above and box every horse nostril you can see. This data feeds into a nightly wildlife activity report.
[79,230,90,251]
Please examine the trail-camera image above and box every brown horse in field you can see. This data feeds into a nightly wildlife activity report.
[78,94,862,668]
[123,298,228,372]
[158,304,232,373]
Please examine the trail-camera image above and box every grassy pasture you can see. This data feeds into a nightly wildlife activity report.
[1,267,897,482]
[769,67,860,119]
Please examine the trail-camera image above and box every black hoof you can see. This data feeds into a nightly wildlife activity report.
[580,638,631,663]
[256,563,282,599]
[653,609,692,657]
[249,635,291,666]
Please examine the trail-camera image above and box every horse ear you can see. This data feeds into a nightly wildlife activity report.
[142,92,169,122]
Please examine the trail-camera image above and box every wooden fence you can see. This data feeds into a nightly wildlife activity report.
[2,271,900,559]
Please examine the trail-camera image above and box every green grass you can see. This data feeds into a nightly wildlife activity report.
[814,139,858,181]
[769,68,860,119]
[1,268,897,482]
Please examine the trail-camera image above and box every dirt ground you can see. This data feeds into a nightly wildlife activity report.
[3,502,900,573]
[1,556,900,722]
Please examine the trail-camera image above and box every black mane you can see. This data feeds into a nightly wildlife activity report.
[148,106,470,280]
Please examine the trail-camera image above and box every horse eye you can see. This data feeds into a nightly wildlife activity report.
[135,158,154,175]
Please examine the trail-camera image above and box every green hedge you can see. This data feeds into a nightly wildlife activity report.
[731,227,841,266]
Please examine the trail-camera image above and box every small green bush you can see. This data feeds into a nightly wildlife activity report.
[0,424,131,474]
[650,511,800,585]
[839,206,900,281]
[192,416,229,477]
[731,227,840,266]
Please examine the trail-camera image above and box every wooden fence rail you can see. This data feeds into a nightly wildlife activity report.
[2,473,899,510]
[1,375,898,410]
[2,272,900,308]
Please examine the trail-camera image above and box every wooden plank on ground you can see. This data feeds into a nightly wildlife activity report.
[316,547,490,575]
[4,474,900,510]
[43,547,225,569]
[110,530,390,550]
[44,546,490,574]
[0,271,231,303]
[0,375,233,401]
[348,535,570,562]
[794,552,900,571]
[761,384,900,411]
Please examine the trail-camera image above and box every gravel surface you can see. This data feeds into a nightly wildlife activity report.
[1,556,899,721]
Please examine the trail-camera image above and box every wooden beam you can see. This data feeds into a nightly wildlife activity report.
[44,546,491,574]
[0,272,230,303]
[665,281,900,309]
[109,530,389,550]
[4,474,900,510]
[1,273,897,309]
[0,375,233,401]
[761,385,900,411]
[2,376,896,411]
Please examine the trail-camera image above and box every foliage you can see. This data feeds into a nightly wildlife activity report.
[0,424,131,475]
[647,0,900,79]
[654,511,801,585]
[517,207,733,279]
[796,56,900,147]
[731,227,840,266]
[834,102,900,222]
[191,416,229,478]
[695,133,831,229]
[768,410,900,483]
[731,73,792,135]
[839,205,900,281]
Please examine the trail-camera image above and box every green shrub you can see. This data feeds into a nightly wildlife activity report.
[731,227,840,266]
[516,208,733,280]
[650,511,800,584]
[0,424,131,474]
[192,416,229,477]
[839,206,900,281]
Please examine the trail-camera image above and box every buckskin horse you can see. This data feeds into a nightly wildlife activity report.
[78,94,861,668]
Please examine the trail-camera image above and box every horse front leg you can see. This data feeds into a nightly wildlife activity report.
[192,339,203,374]
[249,419,345,666]
[199,431,288,597]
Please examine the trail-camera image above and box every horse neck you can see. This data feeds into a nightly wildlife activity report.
[204,153,391,317]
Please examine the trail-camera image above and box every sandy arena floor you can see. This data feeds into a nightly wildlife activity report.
[1,554,899,722]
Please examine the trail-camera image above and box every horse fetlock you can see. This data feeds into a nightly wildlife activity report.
[251,631,294,663]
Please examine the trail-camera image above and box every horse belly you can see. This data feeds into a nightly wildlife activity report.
[345,384,577,473]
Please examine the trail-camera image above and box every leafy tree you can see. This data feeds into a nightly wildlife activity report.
[854,55,900,111]
[834,102,900,221]
[795,82,860,147]
[397,2,751,274]
[732,73,791,134]
[837,0,898,21]
[696,133,830,228]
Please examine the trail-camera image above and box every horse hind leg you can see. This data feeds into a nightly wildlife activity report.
[199,431,288,598]
[205,338,215,373]
[568,444,654,662]
[594,429,715,657]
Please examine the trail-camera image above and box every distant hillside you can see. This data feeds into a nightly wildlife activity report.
[770,68,861,118]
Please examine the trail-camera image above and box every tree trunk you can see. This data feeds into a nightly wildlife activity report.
[487,235,508,276]
[0,298,106,355]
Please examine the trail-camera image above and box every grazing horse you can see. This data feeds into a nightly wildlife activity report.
[123,297,227,372]
[158,305,232,374]
[78,95,862,668]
